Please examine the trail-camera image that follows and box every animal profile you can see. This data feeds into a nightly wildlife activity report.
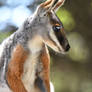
[0,0,70,92]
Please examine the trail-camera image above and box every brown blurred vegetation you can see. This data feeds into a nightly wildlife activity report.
[0,0,92,92]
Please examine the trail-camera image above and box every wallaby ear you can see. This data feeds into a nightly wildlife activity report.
[40,0,59,11]
[52,0,65,12]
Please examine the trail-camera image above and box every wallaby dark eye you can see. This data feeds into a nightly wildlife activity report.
[53,26,61,32]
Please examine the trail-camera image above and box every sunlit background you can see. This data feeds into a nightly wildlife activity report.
[0,0,92,92]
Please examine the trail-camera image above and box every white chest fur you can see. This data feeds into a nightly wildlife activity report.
[22,53,40,92]
[22,36,43,92]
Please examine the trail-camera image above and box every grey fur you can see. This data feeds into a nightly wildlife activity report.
[0,5,51,88]
[0,1,68,91]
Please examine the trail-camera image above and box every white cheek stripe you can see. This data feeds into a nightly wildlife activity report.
[49,30,63,51]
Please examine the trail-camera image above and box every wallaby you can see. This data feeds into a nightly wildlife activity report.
[0,0,70,92]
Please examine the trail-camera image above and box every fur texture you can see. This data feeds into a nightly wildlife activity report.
[0,0,70,92]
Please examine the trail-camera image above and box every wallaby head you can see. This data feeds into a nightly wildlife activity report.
[32,0,70,53]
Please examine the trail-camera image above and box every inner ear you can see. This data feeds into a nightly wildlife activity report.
[52,0,65,12]
[48,0,59,11]
[52,0,59,7]
[40,0,59,11]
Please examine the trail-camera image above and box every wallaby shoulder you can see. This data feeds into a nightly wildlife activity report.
[0,20,31,86]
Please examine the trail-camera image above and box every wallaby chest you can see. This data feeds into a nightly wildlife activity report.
[22,52,43,91]
[21,38,44,92]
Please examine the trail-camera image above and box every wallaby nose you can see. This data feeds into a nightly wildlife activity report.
[65,44,70,52]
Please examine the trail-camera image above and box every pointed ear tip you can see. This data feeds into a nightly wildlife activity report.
[60,0,66,4]
[51,0,66,12]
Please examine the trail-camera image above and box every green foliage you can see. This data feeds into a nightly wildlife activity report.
[68,32,89,62]
[91,2,92,7]
[56,8,76,31]
[0,32,12,43]
[51,69,64,92]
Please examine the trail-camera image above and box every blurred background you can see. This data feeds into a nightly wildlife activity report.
[0,0,92,92]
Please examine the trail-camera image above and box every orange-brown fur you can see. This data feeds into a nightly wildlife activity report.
[40,46,50,92]
[7,45,29,92]
[0,0,68,92]
[7,44,50,92]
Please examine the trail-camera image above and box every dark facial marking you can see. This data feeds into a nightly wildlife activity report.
[53,26,65,46]
[53,25,70,51]
[48,11,70,51]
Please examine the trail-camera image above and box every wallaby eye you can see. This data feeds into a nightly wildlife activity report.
[53,26,61,32]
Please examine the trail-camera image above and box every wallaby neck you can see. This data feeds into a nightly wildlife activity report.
[27,35,44,54]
